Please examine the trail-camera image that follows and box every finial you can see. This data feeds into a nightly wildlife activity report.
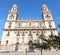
[12,4,17,8]
[42,4,47,7]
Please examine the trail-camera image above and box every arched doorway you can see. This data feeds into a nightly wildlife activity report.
[15,42,19,51]
[28,40,33,51]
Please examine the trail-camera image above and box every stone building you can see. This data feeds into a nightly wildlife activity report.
[0,4,58,52]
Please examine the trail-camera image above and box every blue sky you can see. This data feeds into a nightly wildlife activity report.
[0,0,60,40]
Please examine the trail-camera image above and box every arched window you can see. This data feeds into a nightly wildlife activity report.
[48,22,52,28]
[43,8,47,11]
[46,14,50,18]
[15,8,16,11]
[45,8,47,11]
[9,15,14,20]
[13,8,14,11]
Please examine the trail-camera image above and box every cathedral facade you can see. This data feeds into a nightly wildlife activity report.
[1,4,58,52]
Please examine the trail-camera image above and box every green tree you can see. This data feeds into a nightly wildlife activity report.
[32,33,50,55]
[48,35,60,50]
[32,34,60,55]
[28,29,60,55]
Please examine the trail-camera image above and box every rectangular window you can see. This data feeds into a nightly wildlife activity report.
[28,31,32,36]
[6,40,8,44]
[7,31,10,36]
[17,31,20,36]
[8,22,11,28]
[22,31,25,36]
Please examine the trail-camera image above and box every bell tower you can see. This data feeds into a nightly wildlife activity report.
[42,4,58,36]
[4,4,18,29]
[1,4,18,46]
[42,4,53,20]
[7,4,18,21]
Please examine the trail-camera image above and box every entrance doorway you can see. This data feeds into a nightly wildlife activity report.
[15,42,19,51]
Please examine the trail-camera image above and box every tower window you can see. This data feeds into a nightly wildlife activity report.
[15,9,16,11]
[6,40,8,44]
[13,8,14,11]
[11,15,14,19]
[43,8,45,11]
[43,8,47,11]
[49,24,52,27]
[9,15,14,20]
[45,8,47,11]
[46,14,50,18]
[8,22,11,28]
[48,22,52,28]
[7,31,10,36]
